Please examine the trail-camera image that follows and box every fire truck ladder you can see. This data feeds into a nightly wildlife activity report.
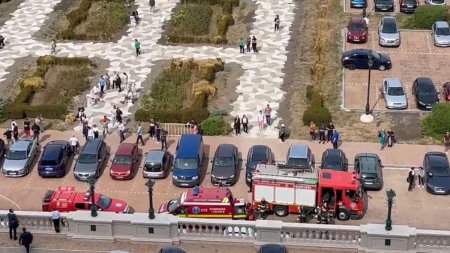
[253,164,318,184]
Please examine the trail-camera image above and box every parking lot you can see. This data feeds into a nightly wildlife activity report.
[343,30,450,111]
[0,129,449,229]
[343,0,448,14]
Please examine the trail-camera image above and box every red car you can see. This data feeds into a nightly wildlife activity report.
[444,82,450,101]
[110,143,140,180]
[347,18,368,43]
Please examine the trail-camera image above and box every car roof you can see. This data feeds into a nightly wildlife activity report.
[159,247,186,253]
[416,77,434,86]
[81,139,103,154]
[116,143,136,155]
[324,149,344,159]
[426,152,449,165]
[42,144,64,160]
[11,139,32,150]
[347,48,370,55]
[177,134,202,159]
[384,78,403,87]
[145,150,166,163]
[435,21,449,28]
[260,244,286,253]
[250,145,270,155]
[350,17,365,24]
[288,144,308,158]
[216,144,236,157]
[382,16,397,23]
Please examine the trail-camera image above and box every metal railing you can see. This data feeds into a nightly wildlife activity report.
[161,123,192,136]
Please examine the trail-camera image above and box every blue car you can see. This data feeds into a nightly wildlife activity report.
[424,152,450,195]
[172,134,204,187]
[38,140,72,178]
[351,0,366,8]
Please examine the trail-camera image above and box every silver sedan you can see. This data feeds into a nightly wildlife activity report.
[432,21,450,47]
[382,78,408,109]
[379,16,401,47]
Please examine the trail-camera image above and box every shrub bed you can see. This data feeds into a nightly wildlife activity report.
[200,116,232,135]
[402,5,449,29]
[4,55,95,120]
[422,103,450,140]
[135,58,226,125]
[167,0,238,44]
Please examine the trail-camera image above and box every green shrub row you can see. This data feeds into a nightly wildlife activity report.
[402,5,449,29]
[4,104,67,120]
[422,103,450,140]
[302,85,332,126]
[200,116,232,135]
[66,0,92,30]
[135,107,210,124]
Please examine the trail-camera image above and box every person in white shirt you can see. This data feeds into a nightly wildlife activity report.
[257,110,264,131]
[92,124,99,139]
[87,126,95,140]
[69,134,79,154]
[118,122,126,143]
[51,210,61,233]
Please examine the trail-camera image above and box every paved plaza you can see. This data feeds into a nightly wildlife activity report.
[0,0,297,138]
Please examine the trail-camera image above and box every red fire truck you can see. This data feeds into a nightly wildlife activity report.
[158,186,249,219]
[252,164,367,221]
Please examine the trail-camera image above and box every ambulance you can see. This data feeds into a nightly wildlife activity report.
[252,164,367,221]
[158,186,249,219]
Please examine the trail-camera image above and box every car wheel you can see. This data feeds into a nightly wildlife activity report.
[338,208,351,221]
[273,205,289,217]
[347,63,356,70]
[379,65,386,71]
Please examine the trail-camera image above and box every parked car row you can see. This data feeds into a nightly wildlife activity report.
[350,0,443,13]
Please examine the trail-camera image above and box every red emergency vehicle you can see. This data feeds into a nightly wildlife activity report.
[252,164,367,221]
[42,186,130,213]
[158,186,249,219]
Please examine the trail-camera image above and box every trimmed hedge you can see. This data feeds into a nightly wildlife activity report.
[200,116,232,135]
[402,5,449,29]
[422,103,450,140]
[135,107,210,123]
[302,88,332,126]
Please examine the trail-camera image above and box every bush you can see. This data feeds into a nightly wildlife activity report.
[4,104,67,119]
[22,77,45,89]
[402,5,448,29]
[302,104,332,126]
[170,4,212,36]
[135,107,210,123]
[422,103,450,139]
[13,86,35,104]
[200,116,232,135]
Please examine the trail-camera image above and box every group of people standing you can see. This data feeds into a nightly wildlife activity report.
[133,119,169,150]
[233,104,273,135]
[3,116,44,147]
[238,35,259,54]
[407,167,425,191]
[308,121,339,146]
[378,129,396,150]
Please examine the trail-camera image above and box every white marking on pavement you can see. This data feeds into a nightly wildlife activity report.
[426,33,432,54]
[0,194,22,210]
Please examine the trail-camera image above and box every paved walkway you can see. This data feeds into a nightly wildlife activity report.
[0,0,296,138]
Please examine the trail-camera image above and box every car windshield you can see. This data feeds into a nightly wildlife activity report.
[382,21,398,33]
[359,158,378,172]
[97,194,112,209]
[252,150,269,162]
[175,158,197,170]
[77,154,97,164]
[388,87,404,96]
[436,27,450,36]
[419,84,436,96]
[145,162,162,172]
[214,157,234,167]
[324,160,342,170]
[40,160,58,166]
[6,150,27,160]
[371,51,381,60]
[378,0,392,3]
[404,0,416,3]
[287,157,309,166]
[430,165,450,177]
[350,22,365,31]
[167,197,181,213]
[113,155,132,165]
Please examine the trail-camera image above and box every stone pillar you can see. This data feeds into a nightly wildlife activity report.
[255,220,282,245]
[130,213,178,243]
[359,224,416,252]
[66,211,114,241]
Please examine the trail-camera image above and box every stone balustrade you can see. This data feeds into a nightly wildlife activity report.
[1,210,450,252]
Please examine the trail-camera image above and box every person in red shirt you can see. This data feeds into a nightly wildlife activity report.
[264,104,272,126]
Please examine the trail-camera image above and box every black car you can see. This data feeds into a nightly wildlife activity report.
[38,140,72,178]
[211,144,239,186]
[245,145,274,186]
[342,49,392,71]
[354,153,383,190]
[158,247,186,253]
[412,77,439,110]
[399,0,418,13]
[258,244,288,253]
[320,149,348,171]
[375,0,394,12]
[424,152,450,195]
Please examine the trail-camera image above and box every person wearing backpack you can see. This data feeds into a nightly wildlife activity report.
[7,209,19,240]
[19,227,33,253]
[274,15,280,31]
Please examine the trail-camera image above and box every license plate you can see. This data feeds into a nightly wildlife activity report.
[436,189,445,193]
[381,8,387,10]
[181,183,189,186]
[8,171,18,175]
[365,182,373,185]
[45,167,53,171]
[426,106,432,109]
[407,5,413,7]
[354,39,359,42]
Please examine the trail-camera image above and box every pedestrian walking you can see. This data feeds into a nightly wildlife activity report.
[264,104,272,126]
[105,73,111,90]
[52,210,61,233]
[31,122,40,143]
[134,39,141,56]
[3,129,13,147]
[19,227,33,253]
[279,123,286,143]
[123,72,128,91]
[12,124,19,142]
[318,124,326,144]
[98,75,106,95]
[111,105,117,126]
[149,0,155,12]
[239,38,245,53]
[407,167,416,191]
[51,39,57,55]
[100,115,110,136]
[148,119,156,138]
[257,110,264,131]
[82,123,89,142]
[132,10,139,25]
[378,129,386,150]
[87,126,95,141]
[116,107,123,124]
[7,209,19,240]
[246,36,251,53]
[251,36,258,54]
[387,130,395,147]
[24,117,31,138]
[160,128,168,150]
[332,129,340,149]
[35,114,45,133]
[444,132,450,152]
[242,115,248,133]
[326,122,334,142]
[309,121,316,141]
[274,15,280,31]
[69,134,79,154]
[418,166,425,188]
[116,73,122,92]
[155,122,161,142]
[112,71,117,89]
[234,116,241,135]
[92,124,99,139]
[136,123,145,145]
[0,34,5,48]
[118,122,126,143]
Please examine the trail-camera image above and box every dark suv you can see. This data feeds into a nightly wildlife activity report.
[399,0,419,13]
[38,140,72,178]
[211,144,239,186]
[342,49,392,71]
[320,149,348,171]
[245,145,274,186]
[424,152,450,195]
[73,139,108,181]
[375,0,394,12]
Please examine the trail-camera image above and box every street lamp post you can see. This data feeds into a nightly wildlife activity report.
[385,189,396,231]
[88,176,98,217]
[365,55,374,115]
[146,179,155,220]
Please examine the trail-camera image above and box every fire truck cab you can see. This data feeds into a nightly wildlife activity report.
[252,164,366,221]
[158,186,248,219]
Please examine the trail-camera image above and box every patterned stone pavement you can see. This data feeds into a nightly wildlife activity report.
[0,0,296,138]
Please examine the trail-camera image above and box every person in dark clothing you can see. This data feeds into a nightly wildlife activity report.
[279,124,286,143]
[132,10,139,25]
[241,115,248,134]
[24,118,31,138]
[233,116,241,135]
[3,129,13,147]
[318,124,326,144]
[116,108,123,123]
[13,124,19,142]
[407,167,416,191]
[387,130,395,148]
[19,227,33,253]
[160,128,168,150]
[251,36,258,54]
[155,122,161,143]
[326,122,335,142]
[274,15,280,31]
[246,36,251,53]
[0,34,5,48]
[117,74,122,92]
[8,209,19,240]
[148,119,156,139]
[82,123,89,142]
[31,123,40,143]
